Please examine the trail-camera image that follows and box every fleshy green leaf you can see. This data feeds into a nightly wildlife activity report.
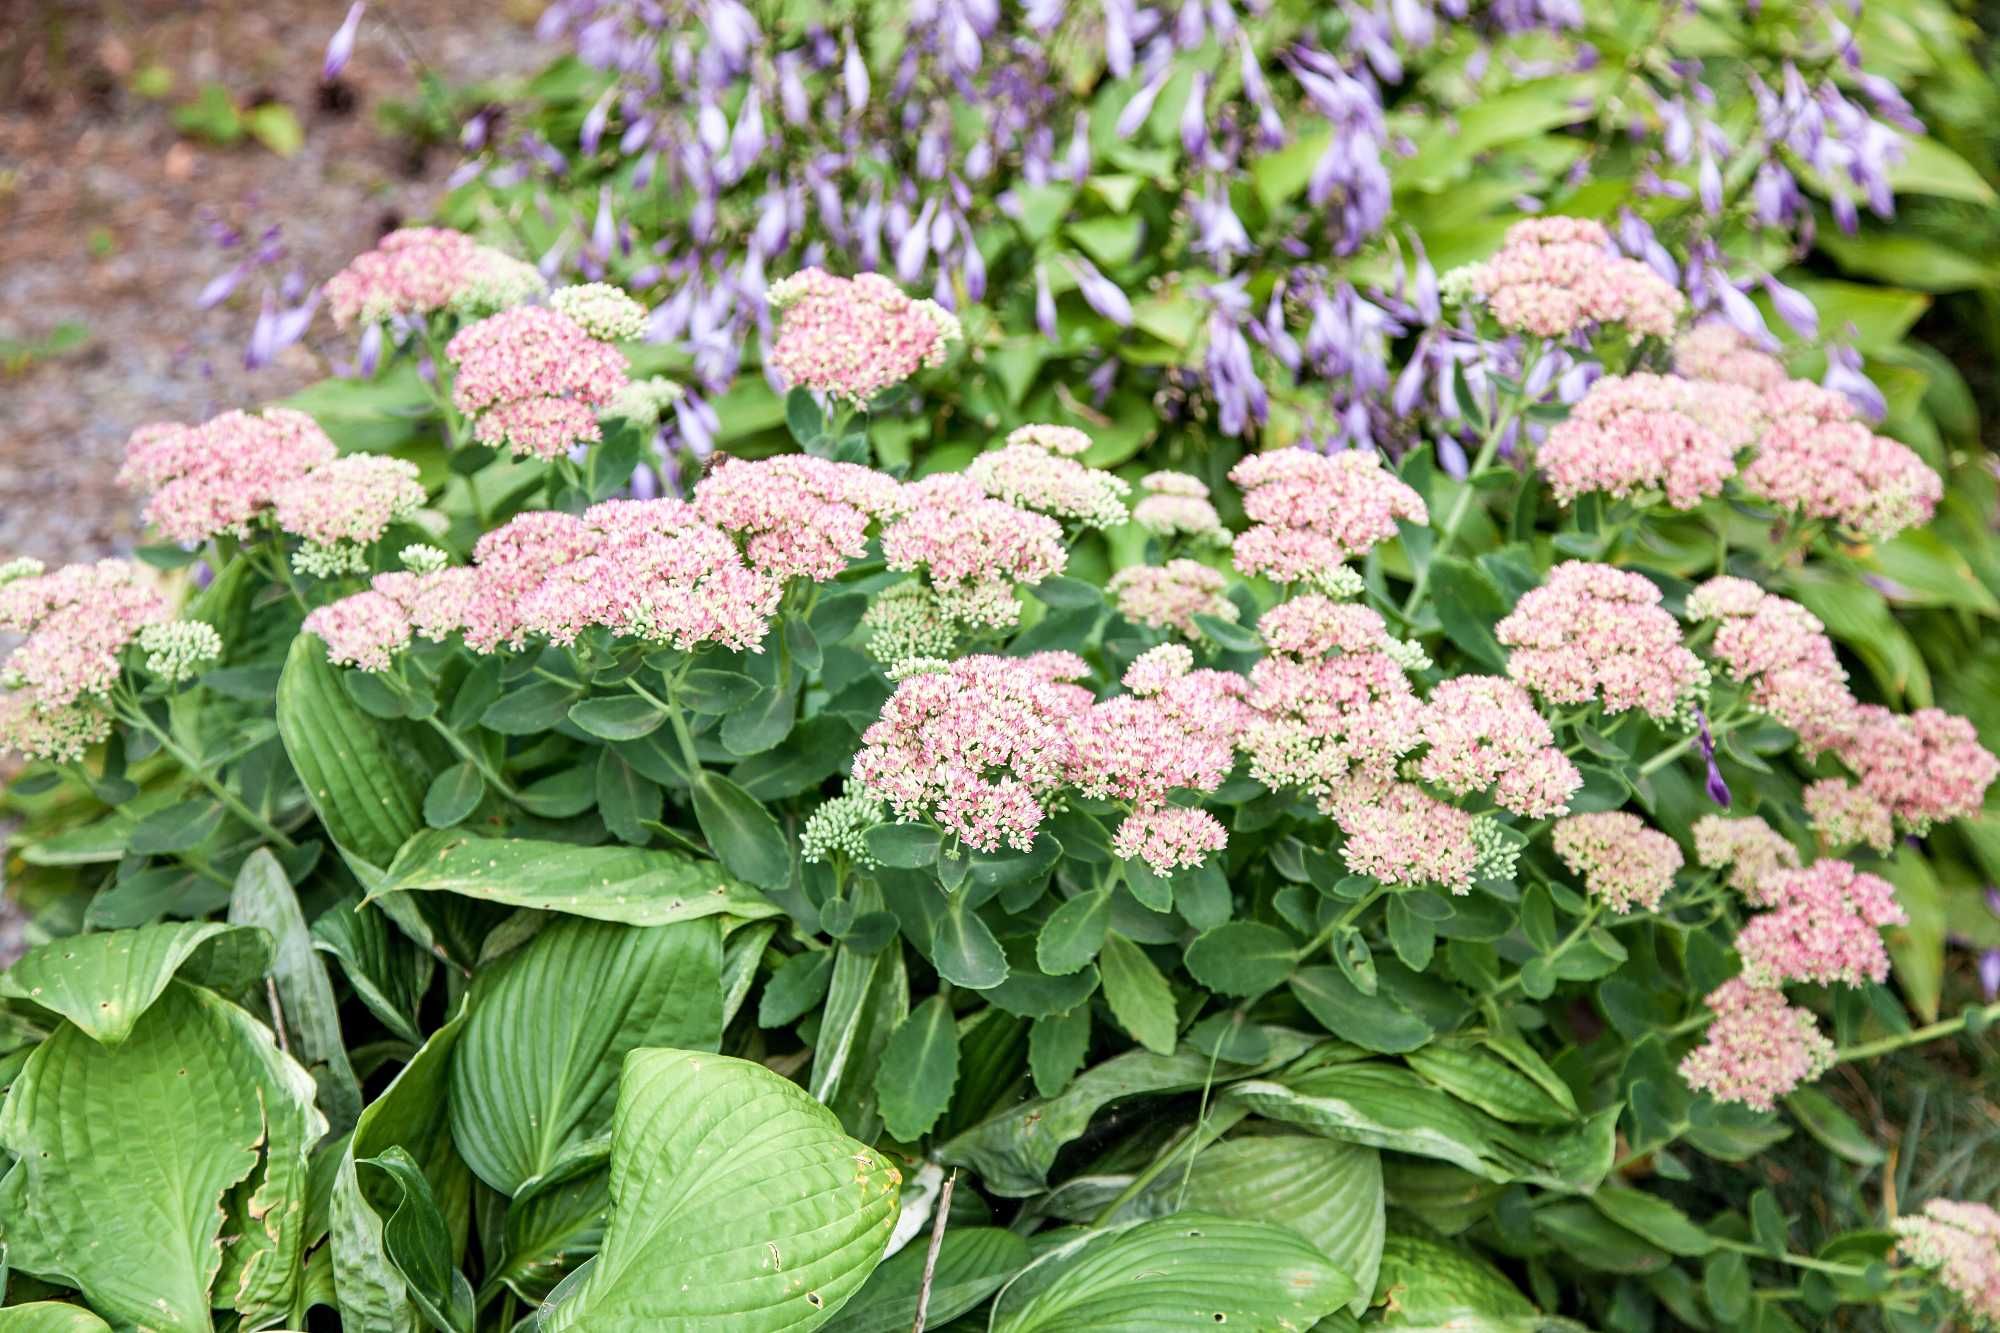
[1289,966,1433,1054]
[1183,922,1297,996]
[569,694,668,741]
[377,830,781,927]
[1097,933,1179,1055]
[450,916,722,1195]
[873,994,961,1142]
[0,921,272,1045]
[0,1306,113,1332]
[1037,889,1110,976]
[691,771,793,889]
[989,1214,1357,1331]
[541,1050,901,1330]
[422,761,485,830]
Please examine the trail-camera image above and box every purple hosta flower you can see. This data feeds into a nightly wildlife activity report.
[244,285,319,371]
[1763,276,1818,340]
[580,91,613,156]
[591,186,618,260]
[1086,356,1118,407]
[1435,433,1469,479]
[1180,72,1211,162]
[355,321,385,378]
[1068,255,1132,326]
[323,2,364,82]
[1981,949,2000,1002]
[1302,281,1394,399]
[1715,282,1768,341]
[1034,265,1058,340]
[722,89,767,183]
[1695,707,1731,807]
[706,0,759,73]
[1295,63,1390,253]
[1117,67,1170,139]
[1102,0,1137,77]
[896,198,936,284]
[1203,280,1267,437]
[843,32,870,108]
[1823,342,1887,421]
[1752,162,1804,229]
[1255,285,1301,375]
[197,264,247,310]
[1190,184,1252,263]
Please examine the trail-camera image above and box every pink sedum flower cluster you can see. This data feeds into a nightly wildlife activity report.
[446,306,630,460]
[1111,806,1229,874]
[1692,814,1801,896]
[1539,373,1761,510]
[1497,562,1705,721]
[765,268,960,404]
[1465,217,1685,340]
[1894,1200,2000,1329]
[1552,810,1683,913]
[0,560,169,760]
[1830,705,1999,835]
[119,409,338,544]
[1108,561,1238,639]
[1673,323,1789,392]
[849,653,1094,852]
[881,474,1066,629]
[1259,595,1397,658]
[323,227,544,329]
[1238,615,1424,811]
[1735,859,1906,988]
[271,454,426,562]
[1687,576,1853,742]
[966,441,1131,530]
[1326,777,1479,892]
[1133,471,1230,544]
[1417,675,1582,818]
[1229,449,1426,590]
[1740,387,1941,541]
[1677,977,1835,1113]
[694,454,907,582]
[1801,778,1894,854]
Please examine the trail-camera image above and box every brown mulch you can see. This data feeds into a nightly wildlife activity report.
[0,0,548,567]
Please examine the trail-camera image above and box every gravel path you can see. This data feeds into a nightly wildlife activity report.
[0,0,549,567]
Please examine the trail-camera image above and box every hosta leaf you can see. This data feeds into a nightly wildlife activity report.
[450,916,723,1195]
[0,984,325,1333]
[1097,933,1178,1054]
[0,1306,113,1332]
[810,927,910,1142]
[277,633,426,869]
[691,771,793,889]
[1405,1040,1576,1126]
[1125,1137,1385,1317]
[989,1214,1357,1332]
[1369,1229,1539,1327]
[313,897,434,1047]
[332,1014,470,1333]
[378,830,781,927]
[873,994,960,1142]
[1228,1064,1615,1191]
[229,848,362,1131]
[541,1050,901,1330]
[0,920,272,1045]
[1588,1186,1715,1258]
[822,1227,1029,1332]
[358,1146,477,1333]
[937,1029,1317,1196]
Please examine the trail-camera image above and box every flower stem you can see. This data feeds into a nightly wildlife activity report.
[1836,1001,2000,1064]
[121,707,299,851]
[1399,397,1526,621]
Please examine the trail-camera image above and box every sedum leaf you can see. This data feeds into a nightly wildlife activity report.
[873,995,960,1142]
[1096,933,1178,1055]
[541,1050,901,1330]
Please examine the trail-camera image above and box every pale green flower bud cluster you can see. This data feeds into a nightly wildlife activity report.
[800,791,884,867]
[551,283,651,341]
[138,620,224,684]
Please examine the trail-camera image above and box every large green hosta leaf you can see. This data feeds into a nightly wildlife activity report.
[0,1306,113,1333]
[1370,1229,1552,1330]
[542,1050,901,1331]
[449,916,724,1195]
[988,1214,1358,1332]
[0,983,325,1332]
[276,634,426,870]
[1122,1135,1385,1317]
[377,829,782,927]
[0,921,271,1045]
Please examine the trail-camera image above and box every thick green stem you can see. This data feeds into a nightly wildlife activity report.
[1836,1002,2000,1064]
[1638,732,1699,777]
[1711,1237,1875,1280]
[1486,901,1604,1001]
[424,715,519,799]
[1400,394,1527,620]
[122,708,299,851]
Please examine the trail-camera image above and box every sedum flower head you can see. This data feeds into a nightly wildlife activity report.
[1327,777,1479,893]
[1802,778,1894,855]
[607,376,686,427]
[766,268,960,404]
[324,227,544,329]
[120,409,338,545]
[0,559,169,760]
[1497,562,1706,723]
[880,474,1066,628]
[967,444,1131,530]
[399,544,452,574]
[1736,859,1905,989]
[1552,810,1683,913]
[302,590,413,671]
[1832,704,1999,836]
[138,620,224,684]
[1678,977,1835,1112]
[1687,576,1854,744]
[1894,1200,2000,1330]
[1005,424,1092,457]
[1108,561,1237,639]
[0,557,45,585]
[1674,323,1788,391]
[1741,379,1942,542]
[1133,471,1230,544]
[1463,216,1685,340]
[1113,806,1228,874]
[447,306,630,460]
[1229,448,1427,589]
[1539,373,1762,510]
[801,791,884,867]
[863,582,960,670]
[550,282,650,341]
[1417,675,1582,818]
[695,454,907,583]
[273,454,426,551]
[1691,814,1801,896]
